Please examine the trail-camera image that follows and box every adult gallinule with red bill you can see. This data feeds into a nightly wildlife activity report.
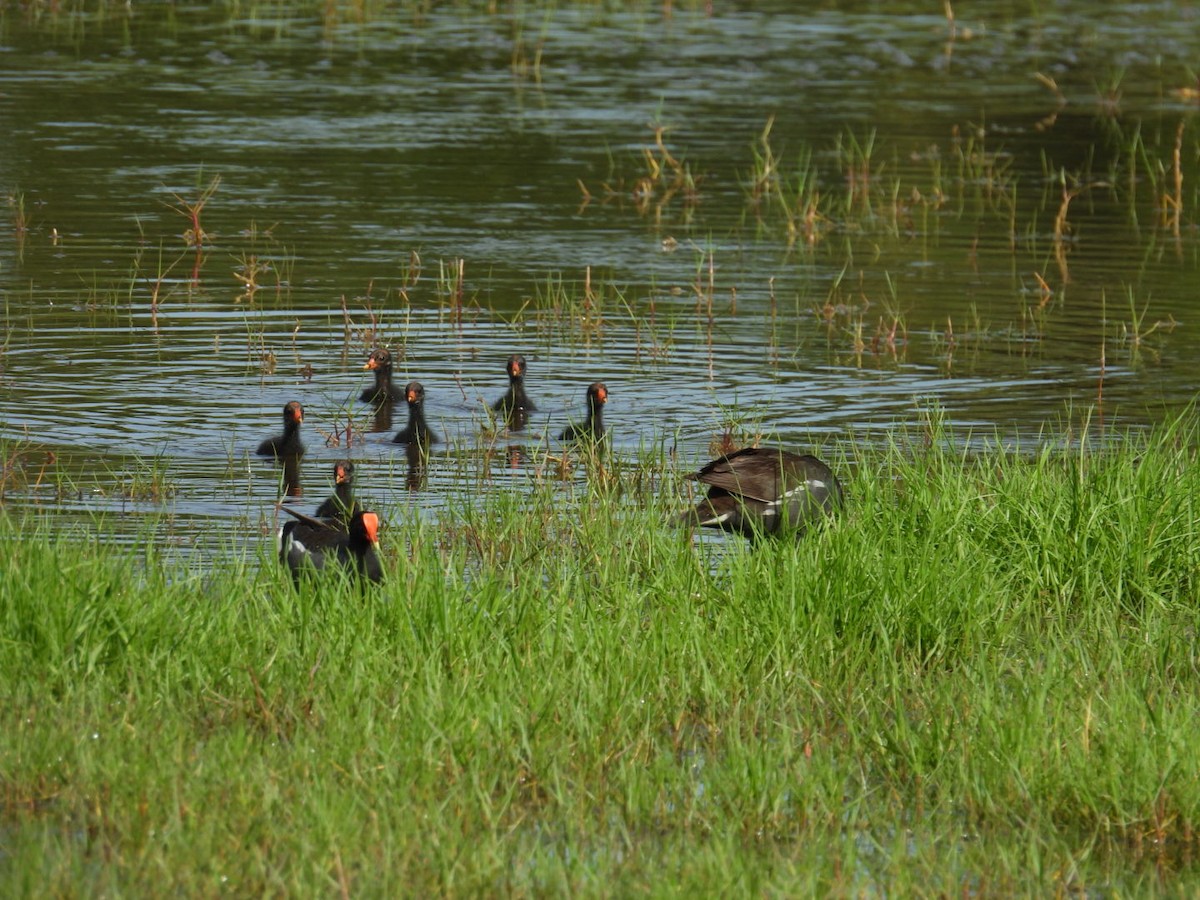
[680,446,842,540]
[558,381,608,443]
[279,507,383,586]
[392,381,438,446]
[256,401,305,458]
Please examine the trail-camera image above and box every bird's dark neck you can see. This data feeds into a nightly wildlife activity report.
[586,404,604,432]
[408,403,430,434]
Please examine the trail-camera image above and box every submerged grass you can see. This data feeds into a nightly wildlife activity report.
[3,415,1200,893]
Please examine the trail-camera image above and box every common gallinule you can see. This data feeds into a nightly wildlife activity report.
[558,381,608,443]
[493,354,537,415]
[360,348,400,404]
[392,381,438,446]
[314,459,360,523]
[256,401,305,458]
[680,446,843,540]
[279,507,383,585]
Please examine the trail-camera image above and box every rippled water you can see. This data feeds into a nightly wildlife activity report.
[1,0,1199,550]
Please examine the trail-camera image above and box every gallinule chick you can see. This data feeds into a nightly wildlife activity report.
[279,507,383,586]
[360,348,400,404]
[558,381,608,443]
[392,381,438,446]
[493,354,538,414]
[314,459,360,523]
[680,446,843,541]
[256,401,305,458]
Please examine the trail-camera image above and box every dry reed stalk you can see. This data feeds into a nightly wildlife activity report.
[1053,185,1078,283]
[1170,120,1184,239]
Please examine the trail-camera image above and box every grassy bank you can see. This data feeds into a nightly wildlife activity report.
[3,416,1200,895]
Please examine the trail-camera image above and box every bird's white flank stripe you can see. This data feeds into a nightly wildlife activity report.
[780,482,821,501]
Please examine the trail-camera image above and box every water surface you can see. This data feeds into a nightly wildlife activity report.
[2,0,1199,549]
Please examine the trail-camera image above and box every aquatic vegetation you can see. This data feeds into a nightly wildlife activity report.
[0,435,53,500]
[435,256,470,327]
[579,124,703,225]
[7,190,28,236]
[1113,285,1177,366]
[107,454,177,502]
[529,269,608,342]
[164,174,221,250]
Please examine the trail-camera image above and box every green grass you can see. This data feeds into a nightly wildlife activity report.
[3,415,1200,894]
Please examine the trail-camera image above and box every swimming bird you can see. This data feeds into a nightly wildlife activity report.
[492,354,537,422]
[360,348,400,405]
[680,446,842,541]
[392,381,438,446]
[314,459,360,523]
[558,381,608,443]
[256,401,305,458]
[278,507,383,586]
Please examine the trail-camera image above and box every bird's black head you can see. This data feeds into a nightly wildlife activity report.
[351,510,381,546]
[587,382,608,409]
[364,348,392,373]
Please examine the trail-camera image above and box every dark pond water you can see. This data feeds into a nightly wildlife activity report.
[1,0,1199,550]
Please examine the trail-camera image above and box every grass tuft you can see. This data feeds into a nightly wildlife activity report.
[4,414,1200,891]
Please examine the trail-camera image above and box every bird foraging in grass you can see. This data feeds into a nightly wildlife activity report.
[278,506,383,586]
[680,446,842,541]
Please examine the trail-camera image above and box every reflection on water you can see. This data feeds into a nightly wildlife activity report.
[404,441,428,493]
[369,401,395,435]
[280,456,303,500]
[1,1,1199,550]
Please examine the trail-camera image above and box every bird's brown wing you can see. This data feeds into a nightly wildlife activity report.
[690,447,785,503]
